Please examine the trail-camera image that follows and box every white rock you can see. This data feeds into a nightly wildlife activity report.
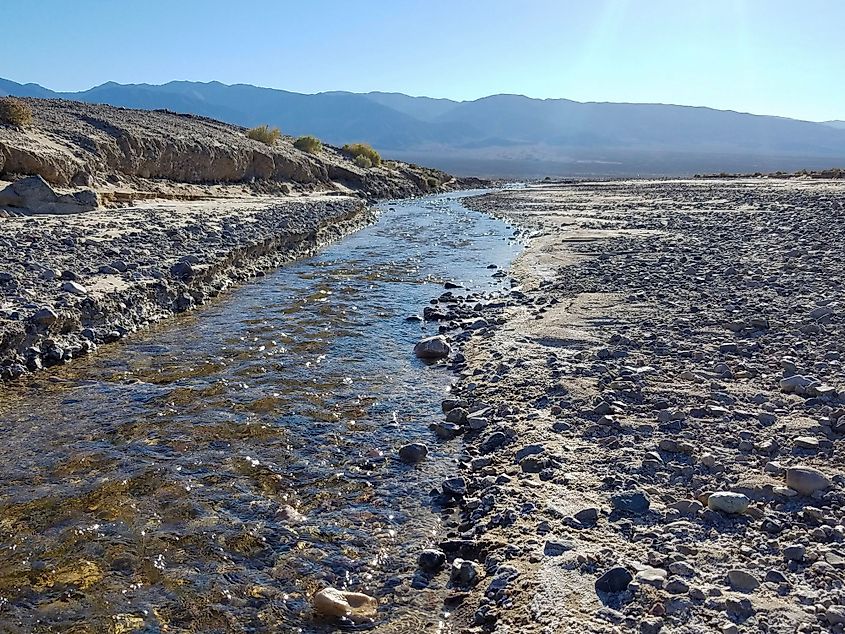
[61,280,88,295]
[707,491,750,514]
[313,587,377,623]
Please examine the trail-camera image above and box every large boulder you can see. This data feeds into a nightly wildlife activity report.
[0,175,98,214]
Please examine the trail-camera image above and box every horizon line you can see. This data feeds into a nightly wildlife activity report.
[2,75,841,125]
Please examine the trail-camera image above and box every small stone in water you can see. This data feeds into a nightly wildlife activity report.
[418,549,446,572]
[414,335,451,359]
[398,442,428,463]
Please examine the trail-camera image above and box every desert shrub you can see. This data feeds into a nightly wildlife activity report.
[353,154,373,169]
[293,135,322,154]
[0,97,33,127]
[342,143,381,166]
[247,124,281,146]
[426,176,439,189]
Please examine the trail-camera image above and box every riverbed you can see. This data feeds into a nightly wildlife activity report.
[0,191,520,633]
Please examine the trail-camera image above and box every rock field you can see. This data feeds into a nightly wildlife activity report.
[413,178,845,633]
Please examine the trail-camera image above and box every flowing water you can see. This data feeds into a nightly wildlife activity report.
[0,192,520,633]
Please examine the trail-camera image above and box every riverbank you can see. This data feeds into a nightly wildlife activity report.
[0,194,382,379]
[424,179,845,633]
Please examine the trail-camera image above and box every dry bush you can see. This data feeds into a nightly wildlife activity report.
[247,124,281,146]
[342,143,381,167]
[293,135,322,154]
[353,154,373,169]
[0,97,33,127]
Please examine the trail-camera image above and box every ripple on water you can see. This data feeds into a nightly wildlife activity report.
[0,191,521,632]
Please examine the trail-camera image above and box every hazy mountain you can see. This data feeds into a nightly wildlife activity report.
[359,92,459,121]
[3,78,844,177]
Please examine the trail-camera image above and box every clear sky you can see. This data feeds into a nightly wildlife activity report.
[2,0,842,121]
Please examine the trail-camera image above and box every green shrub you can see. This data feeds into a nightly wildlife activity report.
[426,176,439,189]
[353,154,373,169]
[0,97,33,127]
[247,124,281,146]
[342,143,381,167]
[293,135,322,154]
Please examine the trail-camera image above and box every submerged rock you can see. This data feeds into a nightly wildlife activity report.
[312,587,378,623]
[414,335,451,359]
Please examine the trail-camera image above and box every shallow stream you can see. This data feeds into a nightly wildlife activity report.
[0,192,520,633]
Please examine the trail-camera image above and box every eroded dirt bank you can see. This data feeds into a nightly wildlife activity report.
[422,179,845,633]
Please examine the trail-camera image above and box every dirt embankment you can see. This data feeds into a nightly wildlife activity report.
[0,97,455,201]
[416,179,845,633]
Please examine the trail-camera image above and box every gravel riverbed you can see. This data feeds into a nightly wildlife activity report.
[416,178,845,634]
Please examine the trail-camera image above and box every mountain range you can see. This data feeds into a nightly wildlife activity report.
[3,77,844,177]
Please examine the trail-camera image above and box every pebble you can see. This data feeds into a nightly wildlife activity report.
[595,566,633,593]
[60,280,87,295]
[451,558,481,587]
[611,490,650,515]
[418,549,446,572]
[312,587,377,623]
[727,569,759,592]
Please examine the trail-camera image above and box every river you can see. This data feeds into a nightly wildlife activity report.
[0,191,520,633]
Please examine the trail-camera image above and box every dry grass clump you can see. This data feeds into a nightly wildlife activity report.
[0,97,33,127]
[293,135,322,154]
[247,124,281,146]
[342,143,381,167]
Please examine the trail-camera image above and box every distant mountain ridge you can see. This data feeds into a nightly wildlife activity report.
[3,77,844,177]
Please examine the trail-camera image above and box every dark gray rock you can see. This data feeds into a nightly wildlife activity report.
[595,566,633,593]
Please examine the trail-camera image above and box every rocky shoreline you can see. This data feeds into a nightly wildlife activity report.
[0,194,382,380]
[414,179,844,633]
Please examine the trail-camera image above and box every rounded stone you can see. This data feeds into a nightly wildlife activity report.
[785,466,831,495]
[398,442,428,463]
[707,491,751,514]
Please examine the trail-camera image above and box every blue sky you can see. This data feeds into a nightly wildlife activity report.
[2,0,842,121]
